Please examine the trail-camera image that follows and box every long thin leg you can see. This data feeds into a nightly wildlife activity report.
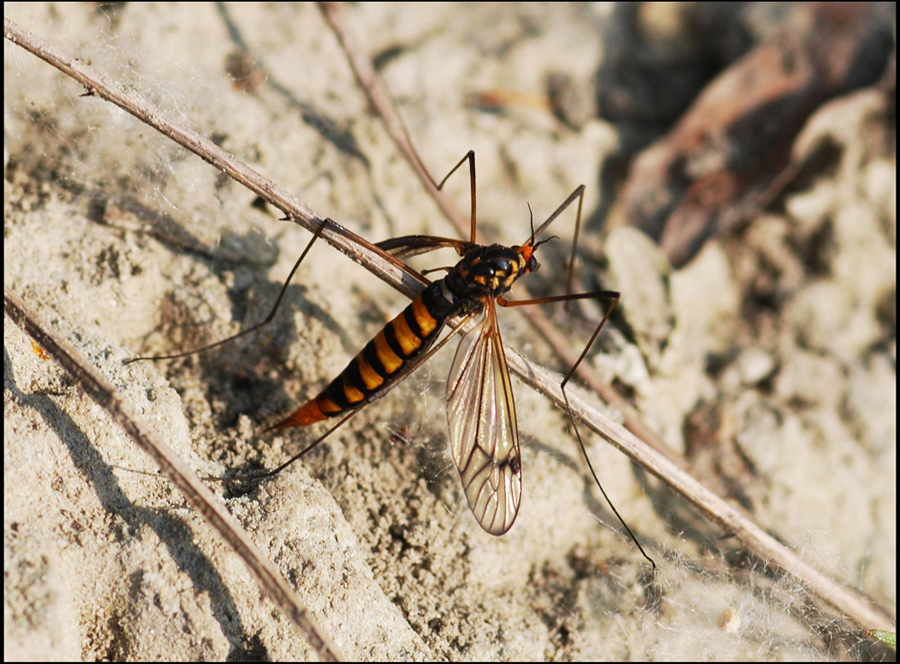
[499,288,621,384]
[262,405,365,477]
[529,184,584,245]
[505,289,655,567]
[525,183,585,307]
[433,150,477,243]
[214,405,366,490]
[126,222,327,364]
[506,190,657,568]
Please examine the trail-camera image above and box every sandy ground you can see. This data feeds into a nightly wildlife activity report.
[5,3,895,661]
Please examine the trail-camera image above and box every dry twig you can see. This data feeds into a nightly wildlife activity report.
[5,15,893,634]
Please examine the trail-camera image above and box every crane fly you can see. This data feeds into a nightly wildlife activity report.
[270,236,537,534]
[133,151,645,545]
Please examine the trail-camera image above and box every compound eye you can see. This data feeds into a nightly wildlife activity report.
[494,257,513,274]
[472,262,496,279]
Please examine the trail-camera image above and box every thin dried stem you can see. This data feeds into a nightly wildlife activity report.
[314,5,894,631]
[508,348,894,631]
[5,16,893,632]
[4,288,343,662]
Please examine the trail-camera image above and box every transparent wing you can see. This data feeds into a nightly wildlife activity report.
[446,299,522,535]
[377,234,473,260]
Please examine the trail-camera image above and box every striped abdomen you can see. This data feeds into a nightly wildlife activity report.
[270,242,534,431]
[270,279,458,429]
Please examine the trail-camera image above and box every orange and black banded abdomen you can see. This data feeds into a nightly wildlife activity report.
[271,279,460,430]
[270,242,533,431]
